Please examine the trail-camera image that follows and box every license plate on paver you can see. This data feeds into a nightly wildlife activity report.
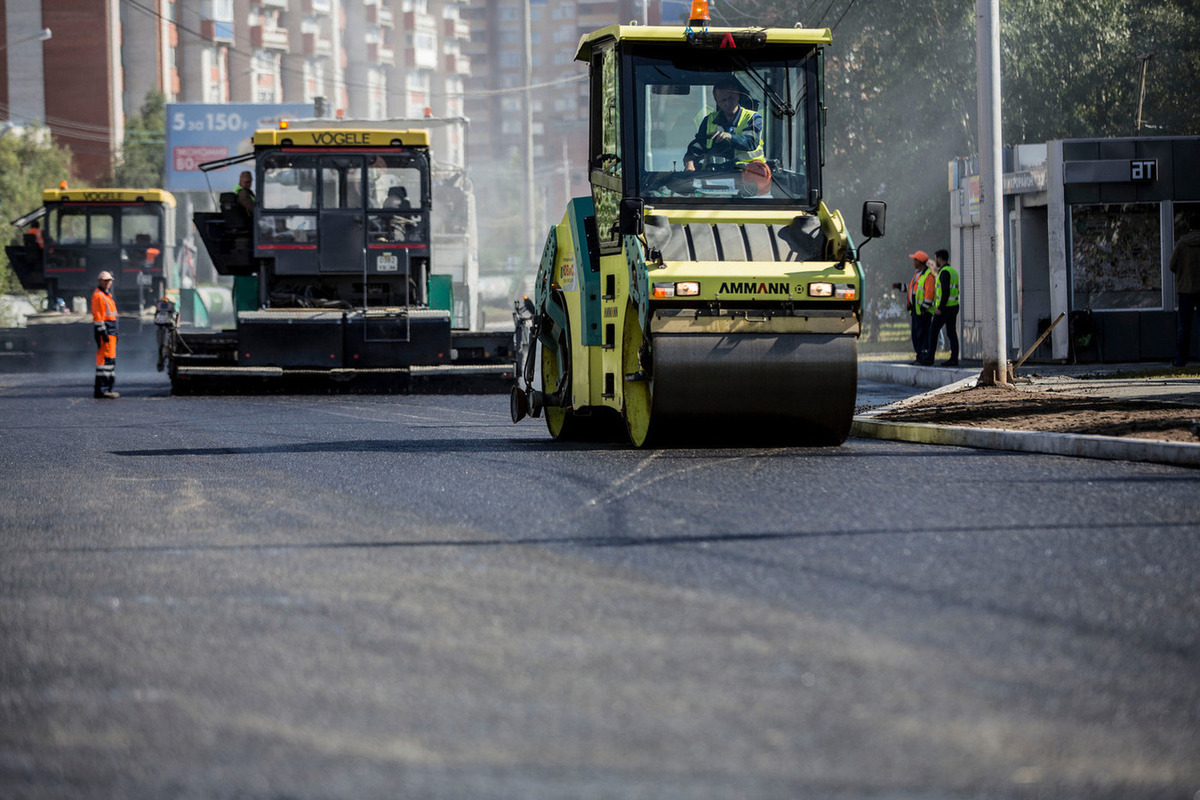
[376,253,398,272]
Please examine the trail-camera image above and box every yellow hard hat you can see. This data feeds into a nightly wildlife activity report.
[97,271,114,281]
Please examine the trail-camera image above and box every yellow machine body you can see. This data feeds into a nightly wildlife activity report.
[513,20,884,446]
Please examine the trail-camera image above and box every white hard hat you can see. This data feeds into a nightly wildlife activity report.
[97,271,114,281]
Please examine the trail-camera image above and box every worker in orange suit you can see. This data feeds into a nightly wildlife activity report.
[92,271,119,398]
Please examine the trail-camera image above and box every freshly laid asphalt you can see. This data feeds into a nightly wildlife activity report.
[855,360,1200,468]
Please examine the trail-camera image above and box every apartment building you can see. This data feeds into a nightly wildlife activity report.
[1,1,123,184]
[461,0,638,263]
[0,0,470,183]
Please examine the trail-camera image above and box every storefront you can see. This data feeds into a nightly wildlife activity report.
[949,136,1200,362]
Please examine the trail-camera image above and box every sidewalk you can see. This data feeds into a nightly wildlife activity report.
[854,359,1200,468]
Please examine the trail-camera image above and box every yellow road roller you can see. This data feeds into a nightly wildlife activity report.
[511,1,885,446]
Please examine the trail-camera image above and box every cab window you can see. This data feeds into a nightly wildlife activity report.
[53,209,88,245]
[321,157,365,210]
[261,153,318,210]
[121,208,161,245]
[89,212,117,245]
[367,154,425,210]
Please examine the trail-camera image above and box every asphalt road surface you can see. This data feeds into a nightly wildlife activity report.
[2,371,1198,799]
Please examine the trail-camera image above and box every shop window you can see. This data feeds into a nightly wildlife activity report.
[1070,203,1162,310]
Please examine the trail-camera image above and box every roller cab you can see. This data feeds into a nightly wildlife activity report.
[512,12,885,445]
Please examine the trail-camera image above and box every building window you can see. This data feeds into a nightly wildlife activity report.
[1071,203,1162,311]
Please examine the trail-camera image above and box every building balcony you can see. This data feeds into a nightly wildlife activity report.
[367,43,395,66]
[366,4,394,28]
[403,10,439,36]
[200,18,234,43]
[300,0,333,14]
[444,53,470,75]
[404,48,437,70]
[260,0,288,8]
[250,25,290,51]
[443,17,469,41]
[302,32,332,57]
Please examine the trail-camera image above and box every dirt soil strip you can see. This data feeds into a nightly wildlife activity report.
[873,384,1200,444]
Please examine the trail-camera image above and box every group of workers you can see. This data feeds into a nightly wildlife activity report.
[905,249,960,367]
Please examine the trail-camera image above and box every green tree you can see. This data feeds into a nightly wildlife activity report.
[111,91,166,188]
[0,127,74,293]
[1126,1,1200,137]
[709,0,1199,303]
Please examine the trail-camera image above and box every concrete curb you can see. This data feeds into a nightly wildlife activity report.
[850,418,1200,467]
[859,361,976,389]
[854,362,1200,467]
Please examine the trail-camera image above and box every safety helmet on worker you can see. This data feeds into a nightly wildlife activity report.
[97,271,114,282]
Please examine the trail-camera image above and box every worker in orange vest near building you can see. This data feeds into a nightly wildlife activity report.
[907,250,937,365]
[92,271,119,399]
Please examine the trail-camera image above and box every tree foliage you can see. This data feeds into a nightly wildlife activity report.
[709,0,1200,298]
[0,128,74,294]
[111,91,166,189]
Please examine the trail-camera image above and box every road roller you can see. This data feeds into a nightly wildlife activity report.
[510,0,885,446]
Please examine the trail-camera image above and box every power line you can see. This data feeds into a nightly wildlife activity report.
[830,0,860,32]
[124,0,566,104]
[446,74,587,98]
[813,0,841,27]
[710,0,760,24]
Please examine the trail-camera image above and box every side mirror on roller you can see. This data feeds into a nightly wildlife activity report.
[619,198,644,237]
[861,200,886,240]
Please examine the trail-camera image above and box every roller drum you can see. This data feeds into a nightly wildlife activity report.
[651,333,857,444]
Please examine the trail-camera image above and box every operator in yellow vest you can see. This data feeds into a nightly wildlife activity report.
[928,248,961,366]
[235,170,255,217]
[683,77,765,173]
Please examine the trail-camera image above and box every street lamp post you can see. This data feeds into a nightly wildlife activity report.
[976,0,1008,385]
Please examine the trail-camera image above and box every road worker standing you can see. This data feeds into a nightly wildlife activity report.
[92,271,119,399]
[907,251,936,365]
[928,248,961,366]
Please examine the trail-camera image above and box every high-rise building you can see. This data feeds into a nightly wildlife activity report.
[0,0,473,184]
[2,0,124,184]
[461,0,636,269]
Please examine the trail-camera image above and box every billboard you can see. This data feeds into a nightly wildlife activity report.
[164,103,311,192]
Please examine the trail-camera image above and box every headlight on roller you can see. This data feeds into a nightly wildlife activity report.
[808,282,857,300]
[653,281,700,298]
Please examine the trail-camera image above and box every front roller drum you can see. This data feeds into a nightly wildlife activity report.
[650,332,858,445]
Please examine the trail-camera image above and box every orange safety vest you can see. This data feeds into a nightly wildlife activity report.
[92,288,118,336]
[908,272,922,314]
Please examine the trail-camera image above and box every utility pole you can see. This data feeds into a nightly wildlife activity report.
[523,0,537,271]
[976,0,1008,385]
